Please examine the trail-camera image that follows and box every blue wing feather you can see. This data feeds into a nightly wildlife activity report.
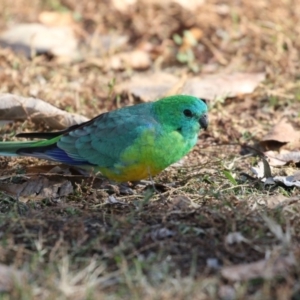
[17,102,157,168]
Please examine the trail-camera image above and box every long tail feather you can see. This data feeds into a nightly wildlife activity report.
[0,141,39,156]
[0,136,92,166]
[0,136,61,157]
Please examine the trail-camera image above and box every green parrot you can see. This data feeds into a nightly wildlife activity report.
[0,95,208,182]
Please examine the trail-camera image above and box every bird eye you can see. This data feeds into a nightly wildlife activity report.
[183,109,193,117]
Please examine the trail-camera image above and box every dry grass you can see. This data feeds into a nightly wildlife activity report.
[0,0,300,299]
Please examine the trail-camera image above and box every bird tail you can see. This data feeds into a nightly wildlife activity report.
[0,141,38,156]
[0,135,90,166]
[0,136,61,157]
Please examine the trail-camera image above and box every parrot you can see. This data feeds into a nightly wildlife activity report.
[0,95,208,182]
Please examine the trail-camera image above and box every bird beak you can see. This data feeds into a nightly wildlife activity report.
[199,113,208,130]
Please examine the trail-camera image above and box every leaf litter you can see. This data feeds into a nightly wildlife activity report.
[0,23,79,61]
[0,93,88,129]
[0,0,300,299]
[0,176,73,202]
[117,71,265,102]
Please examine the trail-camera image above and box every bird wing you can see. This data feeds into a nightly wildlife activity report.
[56,104,159,167]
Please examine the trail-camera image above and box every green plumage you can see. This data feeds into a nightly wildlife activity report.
[0,95,208,181]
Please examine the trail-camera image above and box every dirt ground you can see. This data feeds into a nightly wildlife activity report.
[0,0,300,299]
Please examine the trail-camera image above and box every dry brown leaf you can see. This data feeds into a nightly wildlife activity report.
[117,72,265,101]
[261,119,299,148]
[221,254,296,281]
[173,0,205,10]
[252,159,300,187]
[0,23,79,60]
[117,72,178,101]
[182,72,266,100]
[113,0,205,11]
[86,50,150,70]
[0,176,73,202]
[38,11,75,27]
[264,195,300,208]
[265,150,300,166]
[112,0,137,11]
[0,264,26,292]
[108,50,151,70]
[0,94,88,130]
[273,172,300,188]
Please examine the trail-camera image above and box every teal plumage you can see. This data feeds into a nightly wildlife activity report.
[0,95,208,181]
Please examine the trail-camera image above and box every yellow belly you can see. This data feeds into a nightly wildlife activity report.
[97,127,192,182]
[99,162,162,182]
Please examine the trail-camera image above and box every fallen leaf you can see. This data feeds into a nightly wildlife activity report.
[173,0,205,10]
[0,176,73,202]
[251,159,300,188]
[0,93,88,130]
[112,0,137,11]
[0,264,26,292]
[182,72,266,100]
[107,50,151,70]
[265,150,300,166]
[270,196,300,208]
[117,72,178,101]
[0,23,79,60]
[221,254,296,281]
[117,72,265,101]
[38,11,75,27]
[265,151,289,167]
[273,172,300,188]
[113,0,205,12]
[86,50,151,71]
[260,119,299,150]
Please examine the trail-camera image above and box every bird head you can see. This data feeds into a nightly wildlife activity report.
[153,95,208,139]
